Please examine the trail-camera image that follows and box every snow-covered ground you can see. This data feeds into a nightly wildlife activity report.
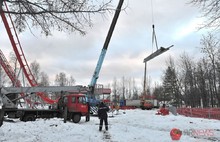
[0,109,220,142]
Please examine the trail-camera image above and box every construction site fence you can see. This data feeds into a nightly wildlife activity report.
[177,108,220,120]
[120,106,137,110]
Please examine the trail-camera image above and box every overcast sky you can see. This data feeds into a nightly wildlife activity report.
[0,0,208,88]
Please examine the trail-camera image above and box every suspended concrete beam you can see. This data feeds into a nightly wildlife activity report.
[143,45,174,63]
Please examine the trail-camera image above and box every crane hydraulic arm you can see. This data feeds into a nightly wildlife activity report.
[89,0,124,93]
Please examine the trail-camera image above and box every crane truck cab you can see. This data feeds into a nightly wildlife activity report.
[59,93,89,123]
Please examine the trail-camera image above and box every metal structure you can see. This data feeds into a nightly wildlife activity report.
[143,45,173,63]
[0,85,90,126]
[89,0,124,92]
[142,45,173,100]
[0,85,88,108]
[0,49,33,106]
[1,2,38,86]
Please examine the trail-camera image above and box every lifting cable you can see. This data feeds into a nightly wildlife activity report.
[152,24,158,50]
[151,0,159,51]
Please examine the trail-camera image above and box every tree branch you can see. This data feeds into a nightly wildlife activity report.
[1,0,116,35]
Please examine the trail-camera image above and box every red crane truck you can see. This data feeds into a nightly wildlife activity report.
[0,86,90,126]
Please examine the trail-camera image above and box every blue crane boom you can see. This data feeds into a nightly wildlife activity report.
[89,0,124,92]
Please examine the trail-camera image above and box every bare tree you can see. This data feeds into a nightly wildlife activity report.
[39,71,49,86]
[112,77,119,105]
[67,75,75,86]
[30,60,40,83]
[9,51,20,86]
[189,0,220,30]
[0,0,115,35]
[195,58,210,107]
[55,72,67,86]
[199,33,220,107]
[131,78,139,100]
[179,53,201,107]
[120,76,125,100]
[0,66,9,86]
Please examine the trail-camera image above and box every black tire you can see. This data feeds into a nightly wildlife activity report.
[0,106,5,127]
[72,114,81,123]
[0,119,3,127]
[19,116,24,121]
[23,114,36,122]
[0,115,3,127]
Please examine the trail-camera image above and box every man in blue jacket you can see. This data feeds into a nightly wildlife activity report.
[98,102,109,131]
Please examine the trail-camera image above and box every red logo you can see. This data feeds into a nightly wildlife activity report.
[170,128,182,140]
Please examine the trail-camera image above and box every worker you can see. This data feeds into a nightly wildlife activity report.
[85,102,90,122]
[157,104,169,115]
[58,91,65,111]
[98,101,109,131]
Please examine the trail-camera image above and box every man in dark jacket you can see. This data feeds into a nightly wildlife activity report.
[98,102,109,131]
[85,102,90,122]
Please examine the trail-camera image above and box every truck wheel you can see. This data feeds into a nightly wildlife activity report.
[23,114,36,122]
[0,106,5,127]
[72,114,81,123]
[141,107,145,110]
[0,115,3,127]
[0,109,4,127]
[20,117,24,121]
[0,118,3,127]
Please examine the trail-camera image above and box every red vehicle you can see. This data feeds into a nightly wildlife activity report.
[0,86,90,126]
[140,100,153,110]
[61,94,89,123]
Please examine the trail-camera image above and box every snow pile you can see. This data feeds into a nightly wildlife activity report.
[0,109,220,142]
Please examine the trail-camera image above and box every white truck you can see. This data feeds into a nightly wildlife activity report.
[125,100,141,107]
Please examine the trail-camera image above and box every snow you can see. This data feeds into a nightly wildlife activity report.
[0,109,220,142]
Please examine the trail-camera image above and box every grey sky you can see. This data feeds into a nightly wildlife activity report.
[0,0,207,88]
